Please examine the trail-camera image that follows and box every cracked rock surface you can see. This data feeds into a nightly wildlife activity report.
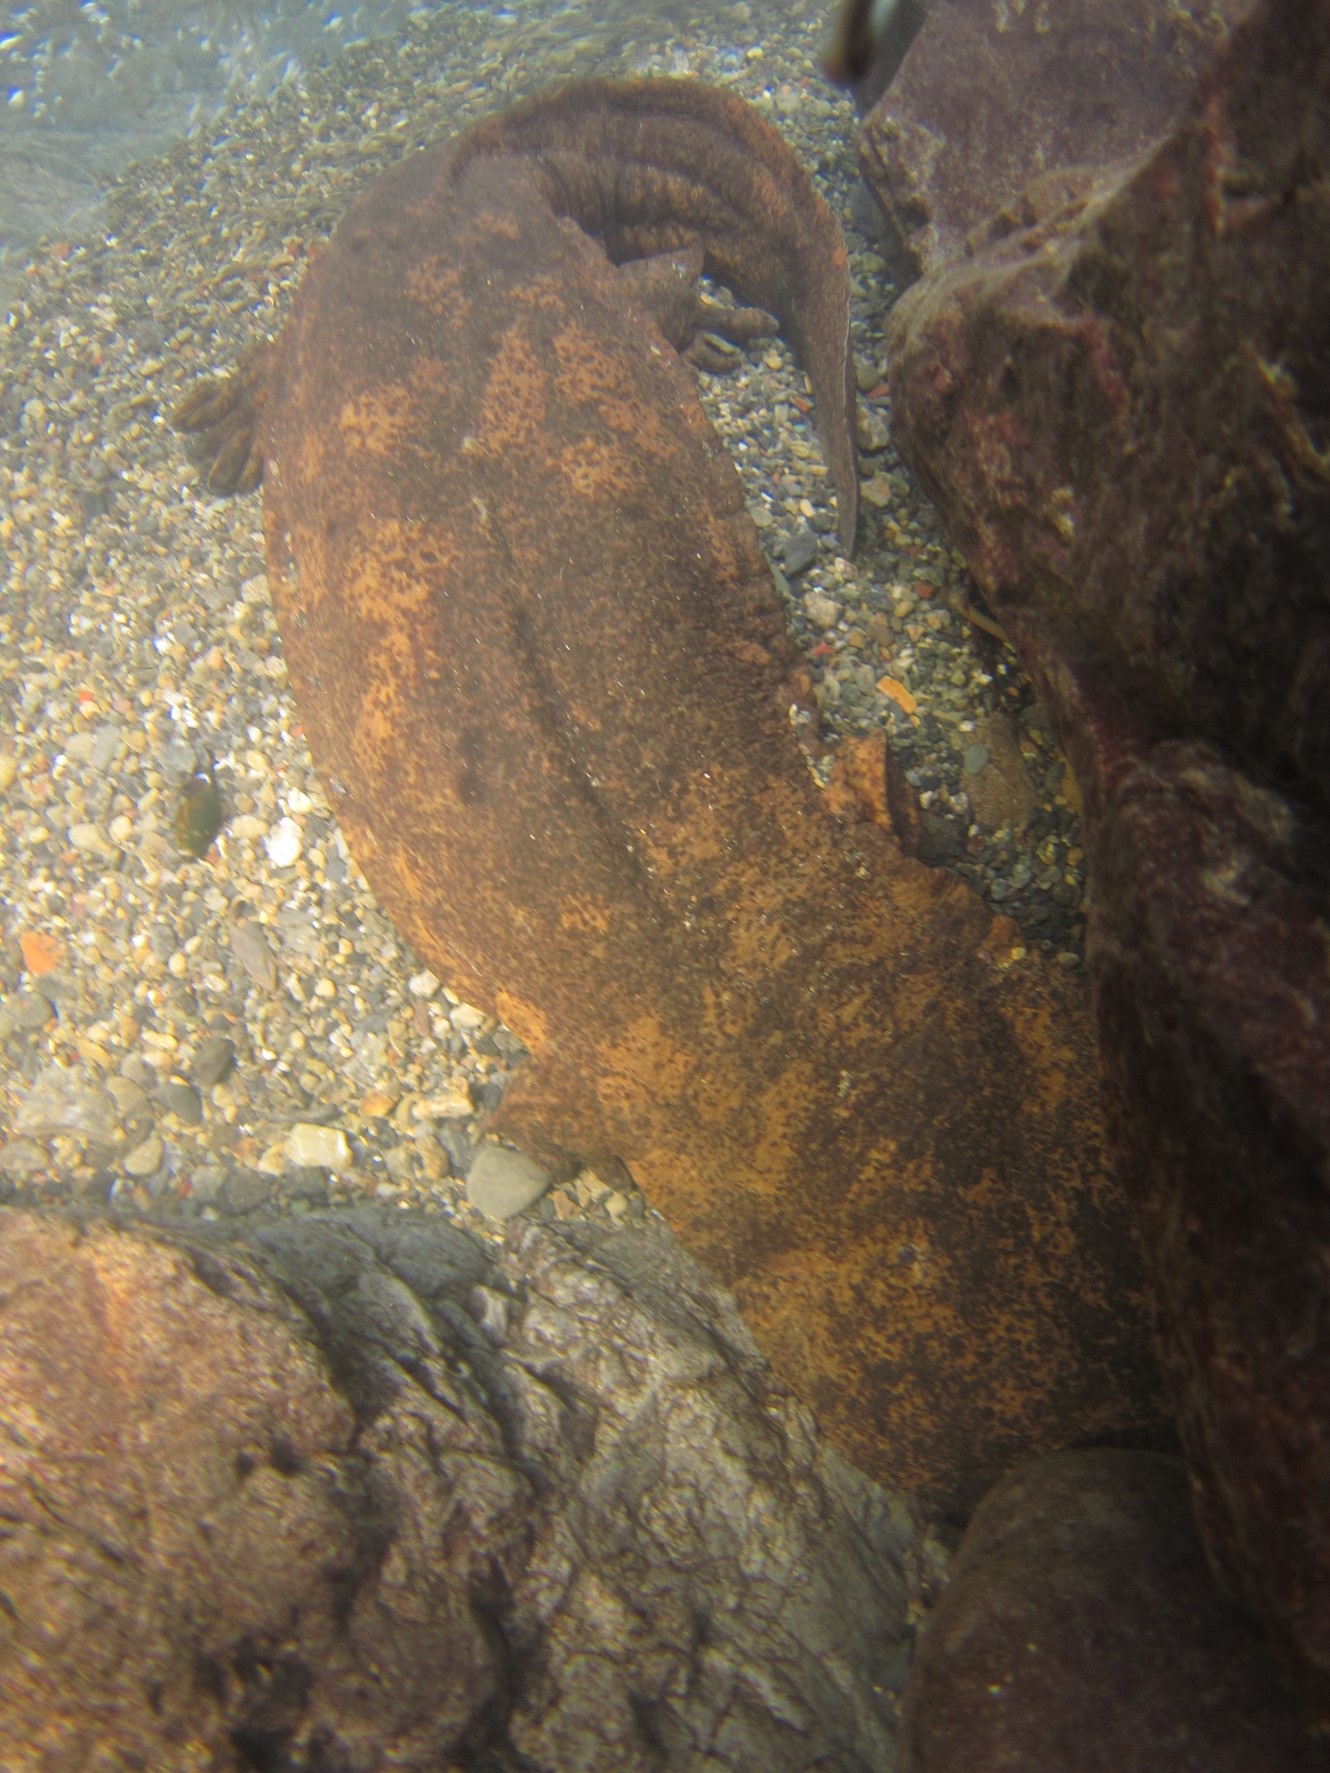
[0,1204,915,1771]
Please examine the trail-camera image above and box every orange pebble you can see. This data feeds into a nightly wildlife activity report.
[876,675,919,721]
[18,929,62,975]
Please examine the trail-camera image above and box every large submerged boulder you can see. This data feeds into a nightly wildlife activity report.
[899,1449,1325,1772]
[859,0,1251,282]
[0,1205,915,1771]
[885,0,1330,1717]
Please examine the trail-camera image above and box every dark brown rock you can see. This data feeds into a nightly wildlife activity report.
[900,1449,1326,1772]
[174,77,1169,1515]
[886,0,1330,1713]
[1090,738,1330,1718]
[0,1204,916,1771]
[859,0,1249,283]
[886,0,1330,817]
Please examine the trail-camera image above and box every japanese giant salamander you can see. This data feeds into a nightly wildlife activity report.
[175,77,1165,1509]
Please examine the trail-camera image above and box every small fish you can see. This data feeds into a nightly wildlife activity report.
[172,761,225,859]
[824,0,927,90]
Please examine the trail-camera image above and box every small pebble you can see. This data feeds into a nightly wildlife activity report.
[191,1035,237,1088]
[89,725,123,773]
[123,1134,164,1178]
[219,1168,271,1213]
[8,990,54,1031]
[105,1075,151,1120]
[285,1166,330,1203]
[67,822,112,856]
[360,1087,400,1118]
[230,920,276,990]
[412,1084,474,1119]
[158,1078,203,1124]
[0,1139,48,1177]
[804,590,842,628]
[286,1122,352,1170]
[189,1165,226,1203]
[264,817,302,867]
[782,526,820,578]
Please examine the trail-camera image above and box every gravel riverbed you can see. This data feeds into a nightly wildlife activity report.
[0,0,1088,1227]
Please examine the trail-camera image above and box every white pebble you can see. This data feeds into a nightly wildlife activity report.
[286,787,313,814]
[68,821,111,855]
[286,1122,351,1170]
[408,969,442,998]
[411,1083,474,1120]
[264,817,302,866]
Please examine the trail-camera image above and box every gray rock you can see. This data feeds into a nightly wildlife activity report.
[122,1134,163,1179]
[466,1144,551,1218]
[805,589,843,629]
[0,1204,917,1770]
[157,1078,203,1124]
[781,525,821,577]
[0,1139,47,1177]
[188,1165,226,1205]
[61,732,95,764]
[89,723,123,773]
[118,1055,158,1093]
[159,738,199,779]
[105,1075,151,1121]
[146,922,178,962]
[14,1067,117,1143]
[190,1034,236,1088]
[285,1166,330,1204]
[229,918,276,990]
[433,1119,473,1175]
[218,1168,271,1214]
[7,990,54,1032]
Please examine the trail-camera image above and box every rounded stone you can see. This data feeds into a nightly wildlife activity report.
[123,1134,164,1178]
[466,1145,552,1220]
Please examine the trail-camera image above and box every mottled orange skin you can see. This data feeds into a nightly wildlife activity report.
[179,79,1166,1508]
